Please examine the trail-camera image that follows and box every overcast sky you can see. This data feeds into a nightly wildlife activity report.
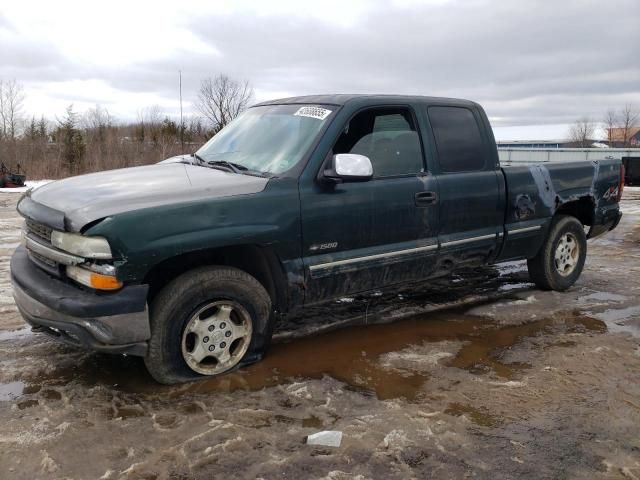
[1,0,639,140]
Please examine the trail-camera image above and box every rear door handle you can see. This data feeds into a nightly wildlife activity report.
[415,191,437,206]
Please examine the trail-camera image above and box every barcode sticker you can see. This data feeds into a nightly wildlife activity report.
[294,106,332,120]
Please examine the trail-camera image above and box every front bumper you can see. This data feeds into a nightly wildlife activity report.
[11,246,150,356]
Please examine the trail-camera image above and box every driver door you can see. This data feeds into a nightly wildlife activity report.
[299,106,440,304]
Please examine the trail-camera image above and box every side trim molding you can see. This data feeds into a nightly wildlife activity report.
[508,225,542,234]
[309,243,438,272]
[440,233,496,247]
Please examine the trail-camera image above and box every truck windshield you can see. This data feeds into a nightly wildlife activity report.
[196,104,334,175]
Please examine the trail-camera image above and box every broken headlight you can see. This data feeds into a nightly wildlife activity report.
[51,231,112,259]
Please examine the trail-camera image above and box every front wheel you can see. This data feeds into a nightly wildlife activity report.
[145,266,272,384]
[527,215,587,291]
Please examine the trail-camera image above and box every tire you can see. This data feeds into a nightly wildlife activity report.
[145,266,272,384]
[527,215,587,291]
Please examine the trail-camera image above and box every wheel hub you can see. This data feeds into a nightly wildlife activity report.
[181,300,253,375]
[554,232,579,277]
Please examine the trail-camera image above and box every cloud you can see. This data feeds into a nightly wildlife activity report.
[2,0,639,133]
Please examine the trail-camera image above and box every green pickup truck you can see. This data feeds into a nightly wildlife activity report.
[11,95,624,384]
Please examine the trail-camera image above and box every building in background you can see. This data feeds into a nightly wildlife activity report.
[607,127,640,147]
[496,139,602,149]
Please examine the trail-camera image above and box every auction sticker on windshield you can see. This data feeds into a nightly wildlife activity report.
[294,106,332,120]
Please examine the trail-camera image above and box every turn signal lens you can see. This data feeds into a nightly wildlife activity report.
[67,265,123,291]
[89,273,123,290]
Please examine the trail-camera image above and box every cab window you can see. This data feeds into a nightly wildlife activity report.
[333,108,424,177]
[427,106,486,172]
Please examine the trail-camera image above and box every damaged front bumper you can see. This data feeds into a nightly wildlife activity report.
[11,246,150,356]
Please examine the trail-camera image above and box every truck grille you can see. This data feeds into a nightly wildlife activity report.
[29,250,58,269]
[24,219,63,277]
[25,219,53,244]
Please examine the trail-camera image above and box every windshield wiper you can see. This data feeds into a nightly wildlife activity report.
[192,153,272,177]
[207,160,248,174]
[191,154,243,174]
[191,152,207,165]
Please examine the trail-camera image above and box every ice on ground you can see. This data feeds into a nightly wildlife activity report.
[499,295,537,306]
[498,282,534,292]
[579,292,627,303]
[592,306,640,323]
[337,297,355,303]
[0,328,31,342]
[620,203,640,215]
[0,180,52,193]
[497,261,526,276]
[0,381,25,401]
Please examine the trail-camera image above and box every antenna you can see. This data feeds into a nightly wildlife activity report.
[179,70,184,151]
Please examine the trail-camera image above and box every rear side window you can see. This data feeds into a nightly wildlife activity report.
[333,108,424,177]
[428,106,485,172]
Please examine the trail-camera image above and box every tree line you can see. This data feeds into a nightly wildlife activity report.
[0,75,253,179]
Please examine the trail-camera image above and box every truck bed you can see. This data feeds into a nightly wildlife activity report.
[496,159,623,261]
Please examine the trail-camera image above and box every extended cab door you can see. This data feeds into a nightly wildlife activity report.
[424,105,504,269]
[299,106,439,303]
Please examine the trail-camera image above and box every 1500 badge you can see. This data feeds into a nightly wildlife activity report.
[309,242,338,252]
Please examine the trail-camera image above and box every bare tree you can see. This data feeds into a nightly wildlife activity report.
[568,116,596,147]
[83,105,114,145]
[196,74,253,133]
[0,79,25,140]
[136,105,163,144]
[602,109,617,146]
[618,104,639,147]
[82,105,113,130]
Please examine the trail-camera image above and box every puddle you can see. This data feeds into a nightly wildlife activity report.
[444,402,501,428]
[270,414,326,429]
[40,389,61,400]
[448,313,605,379]
[0,381,24,401]
[301,414,325,429]
[20,307,607,403]
[17,399,39,410]
[113,405,145,419]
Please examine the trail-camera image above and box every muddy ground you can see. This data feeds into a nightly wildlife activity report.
[0,189,639,480]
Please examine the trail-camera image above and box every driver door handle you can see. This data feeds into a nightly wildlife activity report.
[415,191,437,207]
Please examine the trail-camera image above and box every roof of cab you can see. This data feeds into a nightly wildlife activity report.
[254,94,478,108]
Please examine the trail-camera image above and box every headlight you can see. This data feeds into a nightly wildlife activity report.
[67,265,123,291]
[51,231,112,259]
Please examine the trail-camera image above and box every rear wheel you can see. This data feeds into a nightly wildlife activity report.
[145,266,272,384]
[527,215,587,291]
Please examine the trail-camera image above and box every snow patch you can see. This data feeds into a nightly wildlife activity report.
[0,180,52,193]
[497,261,526,277]
[498,282,534,292]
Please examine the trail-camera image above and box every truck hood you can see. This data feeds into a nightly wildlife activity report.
[25,162,269,232]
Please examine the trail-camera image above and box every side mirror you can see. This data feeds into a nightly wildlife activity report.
[323,154,373,183]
